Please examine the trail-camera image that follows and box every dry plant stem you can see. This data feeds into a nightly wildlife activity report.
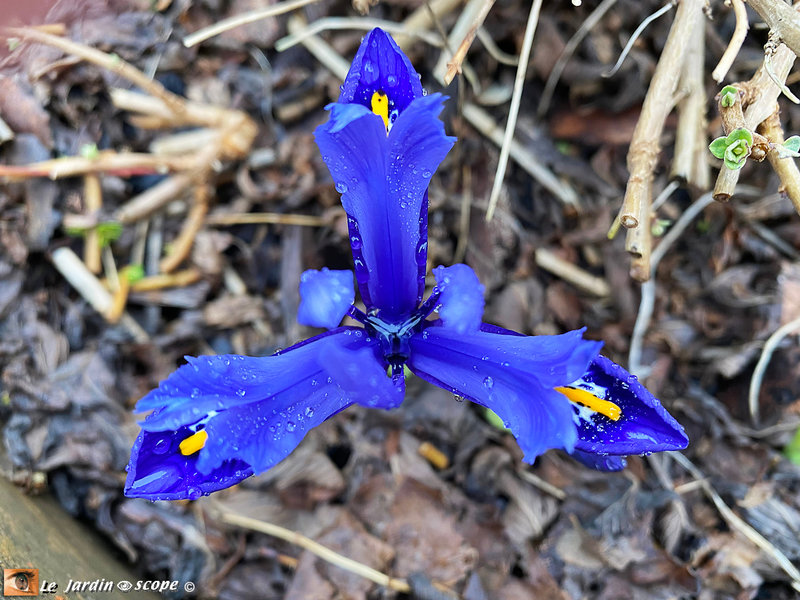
[761,109,800,213]
[130,269,201,292]
[206,212,330,227]
[516,468,566,500]
[485,0,543,222]
[443,0,496,85]
[475,28,518,66]
[713,41,797,200]
[619,0,703,281]
[6,27,184,115]
[672,8,708,187]
[220,513,413,594]
[183,0,320,47]
[746,0,800,58]
[534,248,611,297]
[0,153,196,180]
[670,452,800,593]
[462,103,579,207]
[115,173,195,225]
[432,0,487,81]
[287,15,348,79]
[537,0,618,118]
[107,272,131,324]
[748,315,800,425]
[50,248,148,342]
[160,189,209,273]
[83,175,102,274]
[626,225,652,281]
[712,0,749,82]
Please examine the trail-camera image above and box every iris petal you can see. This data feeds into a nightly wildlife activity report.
[408,325,602,461]
[315,94,455,316]
[125,415,253,501]
[572,355,688,455]
[569,449,627,472]
[433,264,485,334]
[297,268,355,329]
[339,28,423,113]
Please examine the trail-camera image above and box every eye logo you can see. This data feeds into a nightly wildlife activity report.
[116,580,133,592]
[3,569,39,596]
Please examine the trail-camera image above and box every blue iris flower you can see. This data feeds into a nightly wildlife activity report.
[125,28,688,501]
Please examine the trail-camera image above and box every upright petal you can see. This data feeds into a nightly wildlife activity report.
[315,94,455,317]
[433,263,485,334]
[570,355,688,456]
[126,328,401,500]
[297,268,355,329]
[408,325,602,461]
[339,28,424,115]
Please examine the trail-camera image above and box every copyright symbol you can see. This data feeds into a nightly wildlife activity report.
[117,580,133,592]
[184,582,195,593]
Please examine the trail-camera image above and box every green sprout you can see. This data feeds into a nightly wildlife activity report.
[65,221,123,248]
[123,264,145,284]
[709,128,753,170]
[778,135,800,159]
[651,218,672,237]
[719,85,739,108]
[786,427,800,466]
[79,143,100,159]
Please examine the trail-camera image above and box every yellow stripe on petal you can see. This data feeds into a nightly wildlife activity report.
[179,430,208,456]
[555,386,621,421]
[371,91,390,130]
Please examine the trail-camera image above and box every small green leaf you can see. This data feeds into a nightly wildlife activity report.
[726,127,753,146]
[785,427,800,465]
[484,407,510,432]
[124,264,145,283]
[651,218,672,237]
[723,139,750,170]
[709,136,728,159]
[96,222,123,247]
[783,136,800,154]
[720,85,739,107]
[79,143,99,159]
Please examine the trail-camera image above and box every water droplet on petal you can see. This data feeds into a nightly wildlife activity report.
[336,182,348,194]
[305,406,314,418]
[286,421,296,432]
[482,376,494,389]
[153,438,171,455]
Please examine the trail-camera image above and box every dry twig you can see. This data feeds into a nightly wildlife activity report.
[748,315,800,425]
[712,0,749,83]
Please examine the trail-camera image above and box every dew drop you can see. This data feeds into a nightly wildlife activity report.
[482,376,494,389]
[305,406,314,418]
[350,235,362,250]
[336,182,348,194]
[286,421,296,432]
[387,74,397,87]
[187,486,202,500]
[153,438,170,455]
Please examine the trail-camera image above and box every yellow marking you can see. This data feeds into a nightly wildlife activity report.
[371,91,389,130]
[555,386,621,421]
[179,430,208,455]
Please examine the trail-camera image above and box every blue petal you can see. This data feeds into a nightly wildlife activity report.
[127,328,404,497]
[570,449,627,471]
[315,94,455,316]
[408,325,602,461]
[339,28,423,114]
[571,355,689,455]
[125,415,253,501]
[433,264,485,334]
[297,268,355,329]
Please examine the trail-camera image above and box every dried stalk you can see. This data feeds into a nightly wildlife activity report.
[672,8,708,188]
[746,0,800,58]
[443,0,496,85]
[0,153,196,180]
[534,248,611,297]
[160,187,210,273]
[83,175,103,274]
[712,0,749,82]
[760,109,800,214]
[619,0,704,281]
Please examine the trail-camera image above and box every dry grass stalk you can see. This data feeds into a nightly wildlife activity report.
[619,0,704,281]
[0,153,196,180]
[443,0,496,85]
[160,187,210,273]
[712,0,749,83]
[672,8,709,188]
[534,248,611,298]
[746,0,800,58]
[83,175,103,274]
[206,212,332,227]
[760,110,800,214]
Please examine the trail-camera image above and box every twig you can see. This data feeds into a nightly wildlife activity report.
[0,152,196,180]
[485,0,543,222]
[475,28,518,66]
[672,11,708,188]
[516,468,566,501]
[669,452,800,593]
[712,0,748,83]
[130,269,201,292]
[83,175,103,274]
[182,0,321,48]
[462,103,579,208]
[206,212,331,227]
[443,0,496,85]
[160,187,209,273]
[748,316,800,425]
[432,0,488,82]
[534,248,611,297]
[220,513,412,593]
[618,0,704,281]
[764,31,800,104]
[5,27,183,115]
[394,0,463,50]
[628,192,716,376]
[760,108,800,214]
[115,173,195,225]
[287,15,348,80]
[745,0,800,59]
[603,3,674,78]
[537,0,618,117]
